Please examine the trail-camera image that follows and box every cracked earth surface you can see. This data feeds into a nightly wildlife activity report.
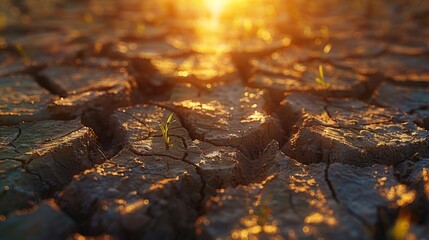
[1,0,429,239]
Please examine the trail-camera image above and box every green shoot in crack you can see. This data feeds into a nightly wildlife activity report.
[159,112,175,150]
[14,43,30,65]
[315,64,330,97]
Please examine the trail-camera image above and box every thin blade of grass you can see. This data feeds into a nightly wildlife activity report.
[167,113,174,124]
[319,64,324,79]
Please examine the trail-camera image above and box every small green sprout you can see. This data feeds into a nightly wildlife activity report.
[14,43,30,65]
[159,112,175,150]
[315,64,329,89]
[256,194,273,227]
[256,201,271,226]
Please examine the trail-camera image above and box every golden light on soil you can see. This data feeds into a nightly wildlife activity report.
[230,191,282,240]
[289,174,338,227]
[423,168,429,199]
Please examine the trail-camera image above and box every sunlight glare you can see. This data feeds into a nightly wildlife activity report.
[204,0,228,19]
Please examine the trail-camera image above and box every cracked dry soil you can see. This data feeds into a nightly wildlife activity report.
[1,0,429,239]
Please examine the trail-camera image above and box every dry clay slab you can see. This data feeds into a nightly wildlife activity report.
[279,93,429,166]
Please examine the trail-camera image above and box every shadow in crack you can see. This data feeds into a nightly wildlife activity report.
[81,108,126,163]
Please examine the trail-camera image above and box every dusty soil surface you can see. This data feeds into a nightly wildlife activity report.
[1,0,429,239]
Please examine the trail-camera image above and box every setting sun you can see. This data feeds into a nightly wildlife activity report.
[204,0,229,19]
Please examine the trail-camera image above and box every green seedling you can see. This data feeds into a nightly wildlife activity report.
[315,64,329,89]
[256,194,272,227]
[14,43,30,65]
[159,112,175,150]
[256,202,271,226]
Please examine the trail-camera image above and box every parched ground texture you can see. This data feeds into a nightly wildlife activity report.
[1,0,429,239]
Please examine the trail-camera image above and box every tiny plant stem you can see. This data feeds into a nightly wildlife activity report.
[315,64,329,99]
[14,43,30,65]
[159,112,175,150]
